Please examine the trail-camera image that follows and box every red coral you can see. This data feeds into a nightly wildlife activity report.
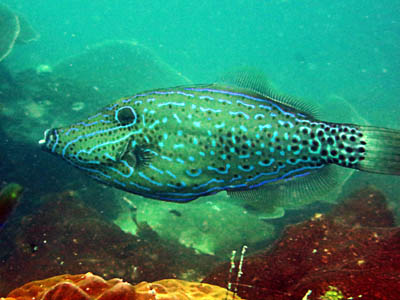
[203,186,400,300]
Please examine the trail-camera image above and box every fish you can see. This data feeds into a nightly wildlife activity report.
[39,72,400,208]
[0,183,23,226]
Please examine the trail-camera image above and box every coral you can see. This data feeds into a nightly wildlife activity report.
[203,186,400,300]
[134,279,245,300]
[4,273,135,300]
[2,272,245,300]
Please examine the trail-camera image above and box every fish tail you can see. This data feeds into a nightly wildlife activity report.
[330,124,400,175]
[354,125,400,175]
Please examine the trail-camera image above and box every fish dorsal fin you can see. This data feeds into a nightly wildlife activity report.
[218,68,319,119]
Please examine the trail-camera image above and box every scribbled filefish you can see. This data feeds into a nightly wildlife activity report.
[39,74,400,207]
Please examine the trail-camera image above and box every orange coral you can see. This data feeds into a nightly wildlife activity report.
[3,273,134,300]
[2,273,244,300]
[134,279,243,300]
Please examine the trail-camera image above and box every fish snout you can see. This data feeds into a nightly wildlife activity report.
[39,128,59,152]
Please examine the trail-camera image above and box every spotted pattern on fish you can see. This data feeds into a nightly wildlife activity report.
[41,84,400,202]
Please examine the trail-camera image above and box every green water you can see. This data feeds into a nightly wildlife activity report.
[0,0,399,294]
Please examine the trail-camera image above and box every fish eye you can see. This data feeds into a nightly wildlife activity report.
[115,106,137,125]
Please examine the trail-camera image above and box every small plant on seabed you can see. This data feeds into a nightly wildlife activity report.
[302,286,363,300]
[225,245,253,300]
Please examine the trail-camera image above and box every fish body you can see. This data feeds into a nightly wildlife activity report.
[40,83,400,204]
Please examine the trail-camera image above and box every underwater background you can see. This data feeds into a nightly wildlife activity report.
[0,0,399,299]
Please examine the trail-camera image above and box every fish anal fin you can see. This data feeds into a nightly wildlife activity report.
[228,165,354,218]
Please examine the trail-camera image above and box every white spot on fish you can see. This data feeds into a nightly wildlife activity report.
[148,120,160,129]
[217,98,232,104]
[173,113,182,123]
[176,158,185,164]
[158,102,185,107]
[236,100,255,109]
[215,122,225,129]
[199,95,214,100]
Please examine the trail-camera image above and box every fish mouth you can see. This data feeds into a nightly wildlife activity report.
[39,128,59,152]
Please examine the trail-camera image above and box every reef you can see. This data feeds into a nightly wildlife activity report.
[203,186,400,300]
[0,191,218,295]
[2,272,245,300]
[0,183,398,299]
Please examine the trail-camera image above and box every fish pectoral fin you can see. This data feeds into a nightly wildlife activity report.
[99,143,129,165]
[97,142,132,165]
[121,145,154,168]
[228,165,354,216]
[121,149,137,167]
[115,140,131,161]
